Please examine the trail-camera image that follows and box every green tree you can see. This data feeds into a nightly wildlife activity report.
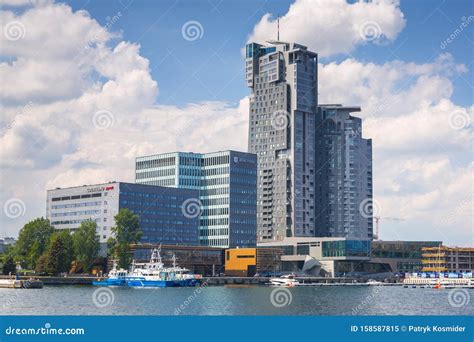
[43,232,72,275]
[72,220,100,273]
[35,254,48,275]
[2,255,16,275]
[109,208,142,269]
[50,230,74,274]
[14,218,54,269]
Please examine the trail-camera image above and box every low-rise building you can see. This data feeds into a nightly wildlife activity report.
[131,244,224,276]
[371,240,442,273]
[46,182,200,247]
[421,246,474,273]
[259,237,371,277]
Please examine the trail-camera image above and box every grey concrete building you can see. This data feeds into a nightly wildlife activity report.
[135,150,257,248]
[315,105,373,239]
[246,41,318,243]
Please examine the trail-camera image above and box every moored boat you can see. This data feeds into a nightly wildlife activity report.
[92,267,128,286]
[126,249,201,288]
[93,247,201,288]
[269,274,301,287]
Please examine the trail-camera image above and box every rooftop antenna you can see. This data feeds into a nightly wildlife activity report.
[277,14,280,41]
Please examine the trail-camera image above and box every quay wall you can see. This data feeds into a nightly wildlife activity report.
[0,275,398,286]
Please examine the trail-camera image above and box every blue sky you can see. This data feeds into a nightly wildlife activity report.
[1,0,472,245]
[62,0,473,107]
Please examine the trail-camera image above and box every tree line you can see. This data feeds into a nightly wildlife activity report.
[2,208,142,276]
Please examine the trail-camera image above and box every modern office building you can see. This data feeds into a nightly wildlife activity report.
[246,41,318,242]
[46,182,199,245]
[421,246,474,273]
[135,150,257,248]
[371,240,442,273]
[315,105,373,239]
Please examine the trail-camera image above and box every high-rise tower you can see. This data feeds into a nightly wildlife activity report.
[315,105,373,239]
[246,41,318,242]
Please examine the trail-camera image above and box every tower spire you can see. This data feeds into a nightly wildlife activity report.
[277,14,280,41]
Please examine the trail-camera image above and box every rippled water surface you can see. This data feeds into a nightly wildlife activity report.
[1,285,472,315]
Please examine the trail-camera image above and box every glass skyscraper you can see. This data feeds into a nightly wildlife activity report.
[135,150,257,248]
[246,41,318,242]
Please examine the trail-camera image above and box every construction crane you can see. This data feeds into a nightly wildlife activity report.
[373,216,404,240]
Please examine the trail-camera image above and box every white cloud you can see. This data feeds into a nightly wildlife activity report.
[0,3,120,105]
[0,0,248,238]
[247,0,406,57]
[318,56,472,245]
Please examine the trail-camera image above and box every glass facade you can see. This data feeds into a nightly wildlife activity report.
[117,183,199,245]
[135,151,257,248]
[46,182,199,246]
[322,240,371,258]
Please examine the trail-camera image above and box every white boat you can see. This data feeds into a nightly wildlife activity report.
[269,274,301,287]
[366,279,383,285]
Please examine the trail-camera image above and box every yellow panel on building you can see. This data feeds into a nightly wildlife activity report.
[225,247,283,276]
[225,248,257,277]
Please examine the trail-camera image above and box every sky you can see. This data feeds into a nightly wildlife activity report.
[0,0,472,246]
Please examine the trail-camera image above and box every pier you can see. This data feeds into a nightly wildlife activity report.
[0,278,43,289]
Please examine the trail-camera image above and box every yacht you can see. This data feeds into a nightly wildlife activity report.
[269,274,301,287]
